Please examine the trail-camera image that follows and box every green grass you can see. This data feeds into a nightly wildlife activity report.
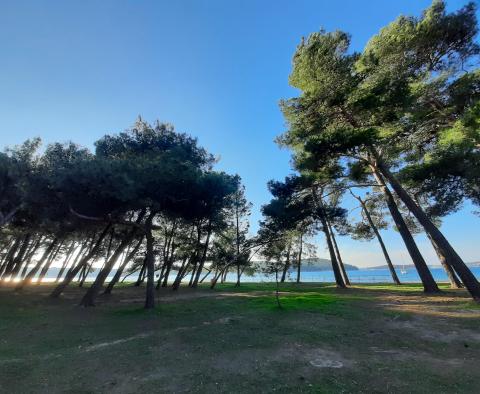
[0,282,479,393]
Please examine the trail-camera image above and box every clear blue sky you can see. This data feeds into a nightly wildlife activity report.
[0,0,477,267]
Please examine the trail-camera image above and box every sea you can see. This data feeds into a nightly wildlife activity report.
[28,266,480,284]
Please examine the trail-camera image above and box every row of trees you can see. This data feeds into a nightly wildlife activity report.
[0,119,255,308]
[1,0,479,308]
[257,0,480,301]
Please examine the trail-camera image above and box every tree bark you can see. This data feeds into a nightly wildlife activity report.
[370,165,439,293]
[20,236,44,280]
[160,241,176,288]
[104,236,144,295]
[200,268,211,283]
[9,233,34,279]
[427,233,463,289]
[192,221,212,288]
[16,238,58,291]
[280,243,291,283]
[312,188,345,288]
[134,259,147,286]
[50,223,112,298]
[144,213,156,309]
[275,268,282,309]
[376,160,480,299]
[37,240,63,283]
[296,233,303,284]
[3,233,31,279]
[327,219,350,286]
[172,256,190,290]
[80,227,140,306]
[354,193,401,285]
[0,238,14,268]
[55,241,79,282]
[0,237,21,279]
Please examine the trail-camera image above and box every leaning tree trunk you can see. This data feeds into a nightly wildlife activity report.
[280,243,291,283]
[200,268,212,283]
[354,194,401,285]
[9,233,33,279]
[134,259,147,286]
[327,219,350,286]
[20,236,44,280]
[375,160,480,300]
[55,241,79,282]
[104,236,144,295]
[16,238,58,291]
[427,233,463,289]
[77,264,87,286]
[160,223,177,288]
[172,256,191,291]
[37,240,63,284]
[160,241,176,288]
[144,219,156,310]
[192,221,212,288]
[80,228,139,307]
[312,188,345,288]
[50,223,112,298]
[0,238,14,269]
[210,269,223,289]
[14,235,40,280]
[296,233,303,284]
[0,237,21,279]
[370,165,439,293]
[3,233,31,279]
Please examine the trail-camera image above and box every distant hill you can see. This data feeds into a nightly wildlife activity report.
[365,262,480,270]
[252,258,358,271]
[302,257,358,271]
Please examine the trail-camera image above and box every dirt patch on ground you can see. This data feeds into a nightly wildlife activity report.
[1,283,479,393]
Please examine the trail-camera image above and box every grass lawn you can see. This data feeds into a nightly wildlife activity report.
[0,282,479,393]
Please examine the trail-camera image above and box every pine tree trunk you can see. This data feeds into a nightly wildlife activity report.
[55,241,78,282]
[4,233,31,279]
[200,268,211,283]
[0,238,14,268]
[192,222,212,288]
[327,220,350,286]
[312,188,345,288]
[280,243,291,283]
[37,240,63,284]
[355,194,401,285]
[78,264,89,287]
[144,220,156,309]
[172,256,190,290]
[161,242,176,288]
[210,270,223,289]
[50,224,112,298]
[104,236,144,295]
[0,238,21,279]
[80,227,138,307]
[296,233,303,284]
[376,160,480,300]
[16,238,58,290]
[10,233,35,279]
[20,236,43,280]
[370,165,439,293]
[275,268,282,309]
[427,233,463,289]
[135,259,147,286]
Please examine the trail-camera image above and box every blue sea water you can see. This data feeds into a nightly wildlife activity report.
[228,267,480,284]
[38,266,480,284]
